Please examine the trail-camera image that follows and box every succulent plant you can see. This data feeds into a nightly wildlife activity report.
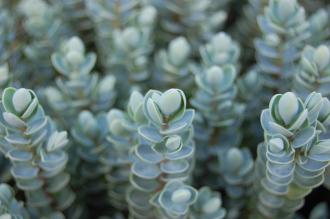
[253,92,330,219]
[58,0,95,45]
[127,88,195,218]
[18,0,70,88]
[294,45,330,98]
[0,184,29,219]
[191,65,243,128]
[151,0,227,50]
[0,87,75,218]
[86,1,157,97]
[200,32,240,68]
[190,31,245,187]
[190,187,226,219]
[1,0,330,218]
[46,36,116,128]
[218,148,254,219]
[103,91,146,210]
[85,0,141,64]
[154,36,193,90]
[151,180,198,218]
[307,9,330,46]
[255,0,310,94]
[191,64,244,187]
[71,110,110,211]
[109,5,157,84]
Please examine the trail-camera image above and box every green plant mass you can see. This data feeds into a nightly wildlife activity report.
[0,0,329,218]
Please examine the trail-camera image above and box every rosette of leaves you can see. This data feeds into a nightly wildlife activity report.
[127,88,195,219]
[154,36,193,90]
[0,184,29,219]
[253,92,330,219]
[71,110,109,210]
[0,87,75,218]
[58,0,95,45]
[150,180,198,219]
[255,0,310,94]
[190,187,226,219]
[103,91,146,210]
[85,0,141,65]
[190,65,244,187]
[295,45,330,190]
[218,148,254,219]
[109,6,157,83]
[46,36,116,128]
[293,45,330,98]
[18,0,70,87]
[191,65,243,128]
[199,32,240,68]
[151,0,227,50]
[307,9,330,46]
[86,1,157,92]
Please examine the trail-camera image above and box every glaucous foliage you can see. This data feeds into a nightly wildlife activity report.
[71,111,109,211]
[255,0,310,93]
[104,91,146,210]
[128,88,196,218]
[190,187,226,219]
[294,45,330,98]
[0,87,75,218]
[151,0,228,50]
[18,0,70,87]
[218,148,254,218]
[0,0,330,218]
[0,183,29,219]
[254,92,330,219]
[155,36,193,90]
[46,36,116,128]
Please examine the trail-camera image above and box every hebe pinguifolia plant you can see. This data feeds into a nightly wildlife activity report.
[0,0,329,218]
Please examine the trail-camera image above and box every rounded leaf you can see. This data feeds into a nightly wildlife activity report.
[146,98,163,124]
[269,138,284,153]
[206,66,224,87]
[67,36,85,53]
[169,37,191,66]
[171,188,192,203]
[227,148,243,172]
[79,111,98,136]
[212,32,231,52]
[278,0,296,19]
[278,92,299,125]
[159,89,182,116]
[123,27,140,48]
[65,50,84,66]
[165,135,182,152]
[314,45,330,70]
[139,6,157,26]
[46,131,69,152]
[128,91,144,115]
[12,88,32,114]
[202,197,221,214]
